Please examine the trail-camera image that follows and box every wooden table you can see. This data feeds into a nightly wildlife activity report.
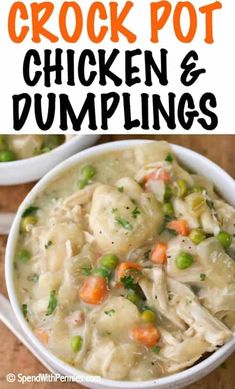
[0,135,234,389]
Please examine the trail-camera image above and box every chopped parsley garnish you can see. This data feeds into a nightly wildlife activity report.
[46,290,57,316]
[159,215,177,235]
[152,346,161,354]
[165,153,173,163]
[22,304,28,319]
[164,214,175,224]
[121,275,138,291]
[144,250,151,260]
[128,268,142,276]
[206,200,214,209]
[200,273,206,281]
[27,273,39,283]
[165,228,178,236]
[132,207,141,219]
[141,305,155,313]
[104,309,115,316]
[115,217,133,231]
[118,186,124,192]
[22,206,39,217]
[112,208,118,214]
[82,266,92,276]
[45,240,53,249]
[93,267,112,279]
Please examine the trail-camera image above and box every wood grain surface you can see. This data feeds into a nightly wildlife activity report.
[0,135,235,389]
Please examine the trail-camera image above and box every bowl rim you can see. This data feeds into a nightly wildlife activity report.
[0,135,83,168]
[5,139,235,388]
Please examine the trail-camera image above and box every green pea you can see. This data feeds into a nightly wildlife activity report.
[81,165,96,181]
[93,267,111,279]
[40,147,51,154]
[190,185,206,194]
[0,149,16,162]
[17,249,31,262]
[44,135,64,150]
[141,310,156,323]
[77,179,88,190]
[71,336,83,352]
[100,254,119,270]
[189,229,206,245]
[176,252,194,270]
[127,290,142,306]
[0,135,7,150]
[164,185,173,201]
[217,231,232,249]
[21,216,37,233]
[175,179,188,198]
[162,202,174,216]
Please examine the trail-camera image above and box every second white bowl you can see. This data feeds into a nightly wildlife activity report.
[0,135,100,185]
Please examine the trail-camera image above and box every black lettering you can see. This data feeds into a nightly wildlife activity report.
[98,49,122,86]
[101,93,120,130]
[181,51,206,86]
[178,93,199,130]
[152,93,176,130]
[78,50,97,86]
[34,93,55,130]
[198,93,218,130]
[23,49,42,86]
[12,93,31,130]
[43,49,63,87]
[145,49,168,86]
[125,49,141,87]
[59,93,97,130]
[123,93,140,129]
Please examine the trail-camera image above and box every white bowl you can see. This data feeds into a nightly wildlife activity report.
[5,140,235,389]
[0,135,100,185]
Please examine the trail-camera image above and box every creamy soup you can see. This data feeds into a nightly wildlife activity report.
[14,142,235,381]
[0,135,65,162]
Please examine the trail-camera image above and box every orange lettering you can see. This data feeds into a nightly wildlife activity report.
[174,2,197,43]
[110,1,136,43]
[31,2,58,43]
[59,2,83,43]
[199,1,222,44]
[8,2,29,43]
[87,2,108,43]
[151,1,172,43]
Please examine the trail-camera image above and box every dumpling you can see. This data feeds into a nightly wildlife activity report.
[197,238,235,287]
[89,183,162,256]
[95,296,140,342]
[214,199,235,234]
[173,198,200,229]
[134,141,172,167]
[7,135,43,159]
[40,222,84,271]
[83,341,138,380]
[166,236,203,284]
[191,174,216,199]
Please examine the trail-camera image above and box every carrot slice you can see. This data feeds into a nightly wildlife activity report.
[167,219,189,236]
[158,170,171,183]
[145,170,170,183]
[151,243,167,264]
[35,329,49,346]
[130,324,160,348]
[79,275,108,305]
[117,262,142,280]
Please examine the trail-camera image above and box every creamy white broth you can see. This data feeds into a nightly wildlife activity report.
[14,142,235,381]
